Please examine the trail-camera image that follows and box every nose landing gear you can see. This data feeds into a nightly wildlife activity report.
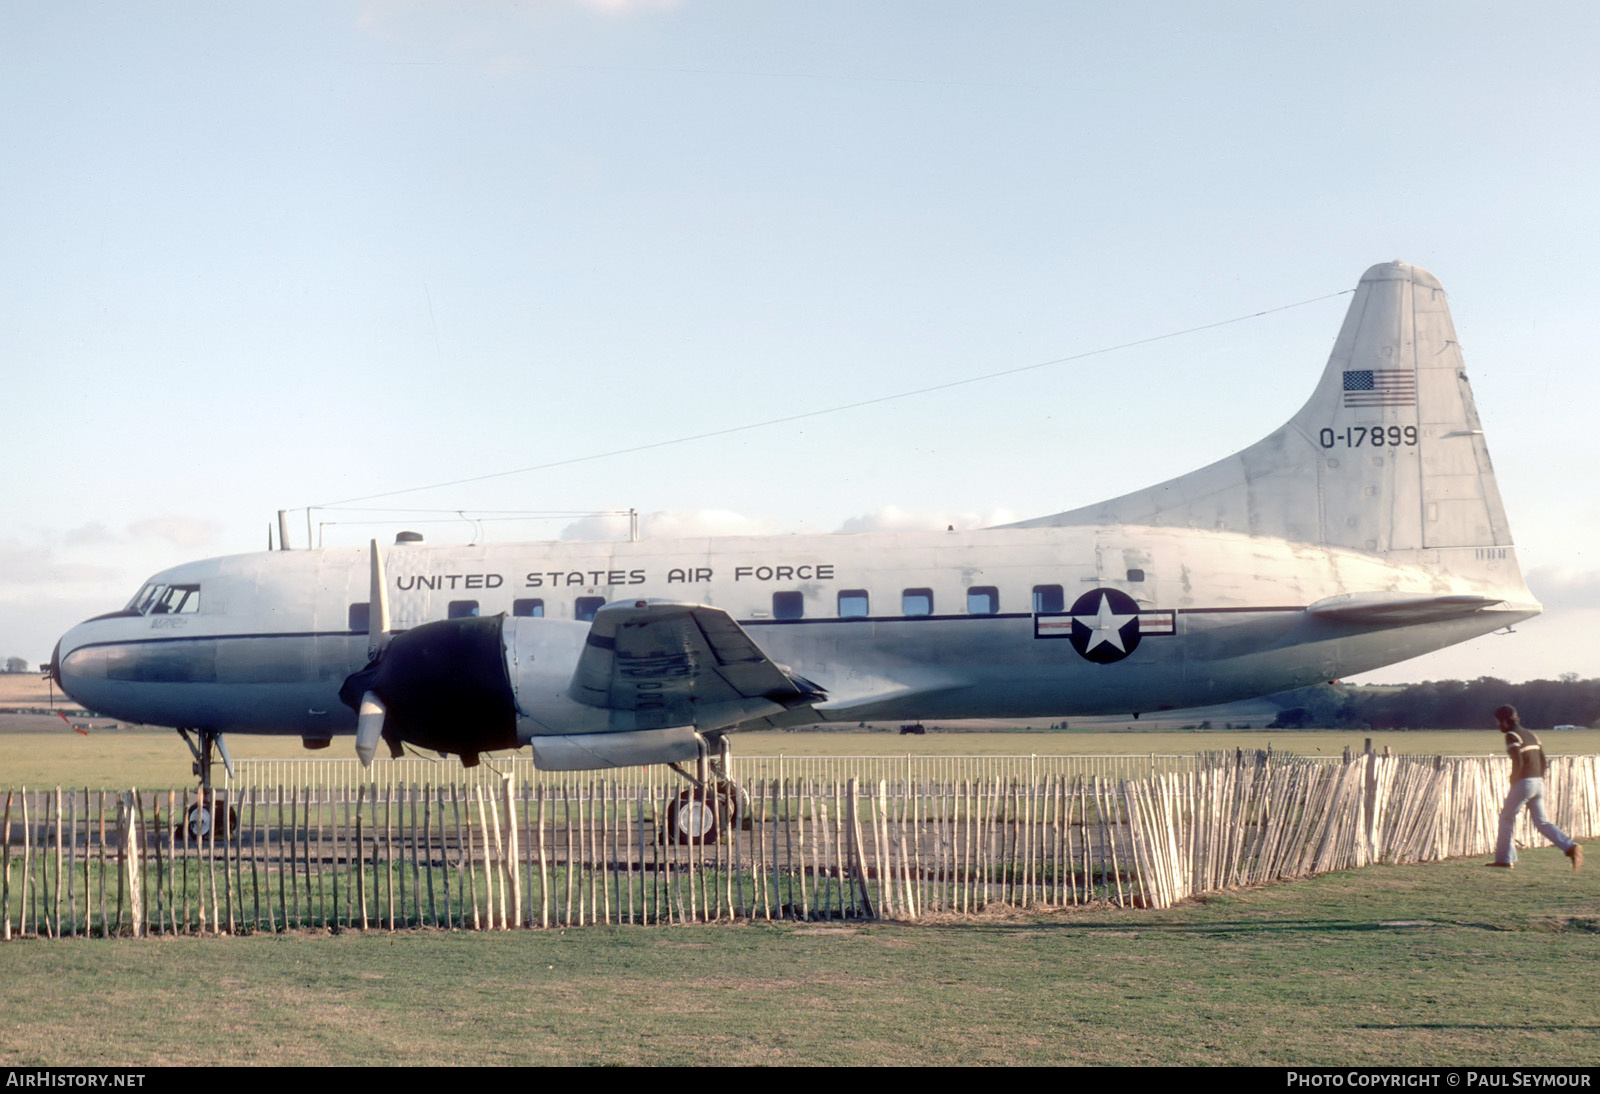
[178,728,239,839]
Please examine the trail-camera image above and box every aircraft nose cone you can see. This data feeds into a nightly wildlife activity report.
[52,623,99,708]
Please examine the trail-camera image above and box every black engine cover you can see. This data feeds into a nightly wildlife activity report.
[339,615,518,759]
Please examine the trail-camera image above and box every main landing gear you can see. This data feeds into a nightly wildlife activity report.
[663,734,747,845]
[178,728,239,839]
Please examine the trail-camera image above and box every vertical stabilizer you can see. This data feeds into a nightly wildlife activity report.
[1006,262,1518,565]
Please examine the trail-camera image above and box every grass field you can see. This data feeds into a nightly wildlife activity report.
[13,721,1600,791]
[1,849,1595,1066]
[8,671,1599,789]
[6,674,1600,1066]
[11,724,1585,790]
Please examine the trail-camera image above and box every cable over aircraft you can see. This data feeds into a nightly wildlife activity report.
[48,261,1540,838]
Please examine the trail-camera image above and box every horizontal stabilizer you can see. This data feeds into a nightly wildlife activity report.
[1306,591,1505,625]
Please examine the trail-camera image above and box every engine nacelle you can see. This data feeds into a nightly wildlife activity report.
[339,615,518,764]
[339,613,711,769]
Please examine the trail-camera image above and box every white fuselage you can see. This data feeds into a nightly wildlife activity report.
[52,522,1535,743]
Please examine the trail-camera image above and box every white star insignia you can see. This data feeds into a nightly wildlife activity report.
[1075,593,1136,652]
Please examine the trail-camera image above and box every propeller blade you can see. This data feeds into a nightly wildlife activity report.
[367,538,390,661]
[355,690,386,767]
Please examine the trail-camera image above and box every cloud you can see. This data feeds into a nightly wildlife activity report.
[560,509,780,541]
[1526,566,1600,612]
[834,506,1020,535]
[557,504,1029,540]
[559,512,633,541]
[61,522,117,546]
[577,0,683,11]
[0,517,217,597]
[356,0,680,45]
[0,539,121,589]
[127,516,223,550]
[640,509,780,539]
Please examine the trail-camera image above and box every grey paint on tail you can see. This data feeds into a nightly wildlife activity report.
[1005,262,1516,562]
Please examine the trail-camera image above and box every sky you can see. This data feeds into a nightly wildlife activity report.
[4,1,1599,685]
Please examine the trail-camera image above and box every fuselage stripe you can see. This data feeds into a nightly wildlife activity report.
[62,603,1313,655]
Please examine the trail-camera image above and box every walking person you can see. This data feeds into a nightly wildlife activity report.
[1489,705,1583,870]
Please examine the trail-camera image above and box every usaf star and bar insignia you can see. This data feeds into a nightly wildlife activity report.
[1034,587,1175,663]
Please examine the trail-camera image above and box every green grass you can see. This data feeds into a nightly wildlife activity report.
[1,848,1595,1066]
[9,723,1598,790]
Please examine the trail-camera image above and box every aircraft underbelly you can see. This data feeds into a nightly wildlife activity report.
[60,677,349,736]
[57,634,361,735]
[780,605,1522,720]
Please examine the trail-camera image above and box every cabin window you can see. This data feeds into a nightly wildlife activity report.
[575,596,606,622]
[838,590,869,618]
[772,591,804,620]
[1032,585,1064,613]
[902,588,933,616]
[348,603,369,631]
[448,600,479,619]
[513,598,545,618]
[1126,569,1145,583]
[967,586,998,615]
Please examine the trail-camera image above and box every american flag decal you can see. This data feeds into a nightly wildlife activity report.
[1342,369,1416,407]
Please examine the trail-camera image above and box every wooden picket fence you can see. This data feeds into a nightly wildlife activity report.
[222,752,1206,794]
[3,752,1596,938]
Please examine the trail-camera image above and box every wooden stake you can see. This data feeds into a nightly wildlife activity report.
[1,790,11,941]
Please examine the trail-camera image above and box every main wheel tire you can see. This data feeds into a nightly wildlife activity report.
[665,788,736,845]
[182,803,239,840]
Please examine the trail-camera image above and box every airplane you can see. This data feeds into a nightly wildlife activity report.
[47,260,1540,838]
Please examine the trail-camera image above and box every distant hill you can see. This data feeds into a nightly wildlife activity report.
[1262,678,1600,731]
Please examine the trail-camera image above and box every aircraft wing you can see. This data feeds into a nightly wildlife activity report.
[567,600,826,729]
[1306,592,1506,625]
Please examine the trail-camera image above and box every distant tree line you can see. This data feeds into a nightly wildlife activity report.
[1267,676,1600,730]
[3,657,28,674]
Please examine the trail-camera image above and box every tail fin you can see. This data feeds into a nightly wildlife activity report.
[1007,262,1528,589]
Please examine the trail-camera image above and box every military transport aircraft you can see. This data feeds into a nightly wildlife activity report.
[47,261,1540,836]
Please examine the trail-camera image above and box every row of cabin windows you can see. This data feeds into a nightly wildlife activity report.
[350,598,586,630]
[840,585,1052,617]
[346,579,1149,631]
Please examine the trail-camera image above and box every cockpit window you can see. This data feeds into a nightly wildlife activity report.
[124,583,201,615]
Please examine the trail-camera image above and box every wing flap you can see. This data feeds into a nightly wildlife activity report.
[567,600,825,729]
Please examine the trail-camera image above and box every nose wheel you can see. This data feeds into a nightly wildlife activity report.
[177,727,238,840]
[182,799,240,839]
